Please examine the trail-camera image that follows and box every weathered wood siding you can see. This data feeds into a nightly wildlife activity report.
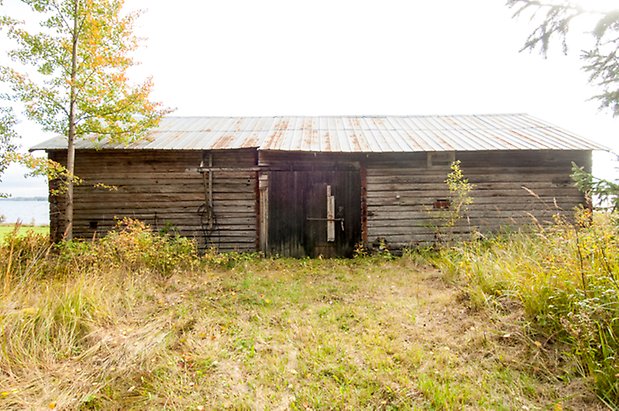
[48,149,257,252]
[366,150,591,248]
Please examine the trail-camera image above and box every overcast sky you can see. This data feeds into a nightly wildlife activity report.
[1,0,618,197]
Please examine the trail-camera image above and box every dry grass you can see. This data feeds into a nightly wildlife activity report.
[0,223,607,409]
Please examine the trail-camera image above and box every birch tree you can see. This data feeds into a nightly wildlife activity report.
[0,107,18,193]
[0,0,169,239]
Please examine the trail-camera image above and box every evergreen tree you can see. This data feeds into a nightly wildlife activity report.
[508,0,619,115]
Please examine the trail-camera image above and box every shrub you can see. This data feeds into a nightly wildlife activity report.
[96,218,197,277]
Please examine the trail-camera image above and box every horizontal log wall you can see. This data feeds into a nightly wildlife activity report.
[365,150,591,248]
[48,149,258,252]
[46,148,592,254]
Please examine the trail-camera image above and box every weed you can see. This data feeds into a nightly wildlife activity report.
[428,160,478,245]
[443,160,474,228]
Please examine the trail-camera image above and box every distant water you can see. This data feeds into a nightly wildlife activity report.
[0,200,49,225]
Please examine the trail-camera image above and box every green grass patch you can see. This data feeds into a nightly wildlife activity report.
[0,224,49,240]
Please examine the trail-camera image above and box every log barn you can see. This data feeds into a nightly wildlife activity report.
[31,114,603,257]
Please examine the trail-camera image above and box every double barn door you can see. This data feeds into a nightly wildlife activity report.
[268,170,361,257]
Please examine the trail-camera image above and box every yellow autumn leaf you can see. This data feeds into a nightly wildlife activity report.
[48,402,56,409]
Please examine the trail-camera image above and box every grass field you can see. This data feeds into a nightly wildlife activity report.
[0,221,605,410]
[0,224,49,240]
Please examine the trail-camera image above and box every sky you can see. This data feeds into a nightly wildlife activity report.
[0,0,618,197]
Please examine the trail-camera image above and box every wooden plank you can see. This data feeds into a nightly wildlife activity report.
[71,215,256,224]
[367,188,579,199]
[327,185,335,242]
[86,192,253,200]
[368,165,573,174]
[367,175,575,186]
[73,196,254,208]
[73,172,243,180]
[366,181,576,192]
[360,162,368,245]
[366,200,583,211]
[74,200,256,209]
[68,228,246,236]
[259,173,269,253]
[368,209,572,225]
[367,191,582,200]
[79,177,205,185]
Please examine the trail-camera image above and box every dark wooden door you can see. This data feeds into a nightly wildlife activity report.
[304,180,351,257]
[304,182,331,257]
[268,170,361,257]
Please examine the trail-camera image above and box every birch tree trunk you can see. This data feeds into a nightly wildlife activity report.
[65,0,79,241]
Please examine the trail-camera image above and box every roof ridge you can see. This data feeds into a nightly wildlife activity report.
[162,113,530,119]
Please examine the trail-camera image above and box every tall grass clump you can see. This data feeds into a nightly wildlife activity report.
[0,219,198,409]
[431,209,619,406]
[1,223,53,288]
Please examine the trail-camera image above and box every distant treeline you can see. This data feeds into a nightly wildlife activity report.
[0,197,47,202]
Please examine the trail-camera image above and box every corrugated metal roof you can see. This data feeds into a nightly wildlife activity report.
[30,114,606,153]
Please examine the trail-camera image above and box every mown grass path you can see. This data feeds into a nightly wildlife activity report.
[0,257,603,410]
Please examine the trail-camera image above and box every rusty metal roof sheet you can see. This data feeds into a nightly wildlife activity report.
[30,114,606,153]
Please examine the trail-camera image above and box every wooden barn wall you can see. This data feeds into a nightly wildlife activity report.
[46,148,591,254]
[48,149,258,252]
[365,150,591,249]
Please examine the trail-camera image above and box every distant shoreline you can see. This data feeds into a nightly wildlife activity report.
[0,197,47,202]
